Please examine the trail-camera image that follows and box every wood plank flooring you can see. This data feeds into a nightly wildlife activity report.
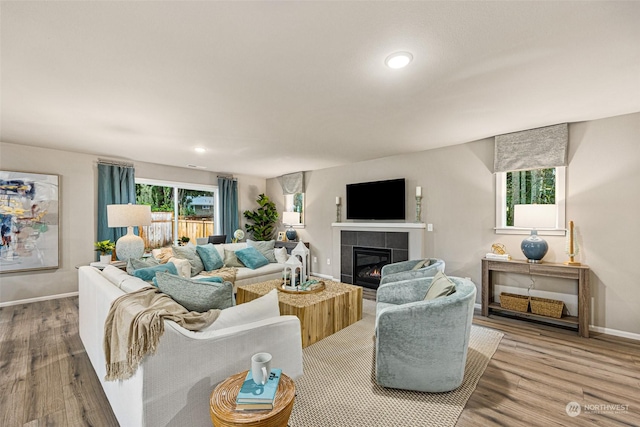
[1,296,638,426]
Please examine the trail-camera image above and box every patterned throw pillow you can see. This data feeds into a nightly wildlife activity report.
[154,272,234,312]
[127,257,159,274]
[223,249,245,268]
[274,247,289,264]
[132,262,178,281]
[235,246,270,270]
[424,271,456,300]
[247,239,276,263]
[172,244,204,277]
[195,244,224,271]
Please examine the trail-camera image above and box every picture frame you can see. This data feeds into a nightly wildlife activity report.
[0,171,60,273]
[277,231,286,242]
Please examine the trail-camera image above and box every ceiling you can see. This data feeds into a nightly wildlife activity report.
[2,1,639,178]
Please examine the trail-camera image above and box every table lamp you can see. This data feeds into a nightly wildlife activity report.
[282,211,301,241]
[514,204,556,263]
[107,203,152,261]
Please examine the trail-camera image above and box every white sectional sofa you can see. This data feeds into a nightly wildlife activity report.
[78,263,303,427]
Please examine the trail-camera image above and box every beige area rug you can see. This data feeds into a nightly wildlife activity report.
[289,299,503,427]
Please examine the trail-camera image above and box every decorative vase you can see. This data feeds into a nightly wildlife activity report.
[520,230,548,263]
[285,227,297,242]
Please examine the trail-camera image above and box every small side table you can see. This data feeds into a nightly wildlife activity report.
[210,370,295,427]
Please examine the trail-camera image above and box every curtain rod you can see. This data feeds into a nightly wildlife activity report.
[217,174,236,180]
[98,158,135,168]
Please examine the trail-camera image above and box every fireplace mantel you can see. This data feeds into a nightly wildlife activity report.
[331,223,426,281]
[332,222,426,229]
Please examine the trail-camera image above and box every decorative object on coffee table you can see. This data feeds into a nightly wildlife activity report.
[210,370,295,427]
[291,241,309,283]
[283,255,303,288]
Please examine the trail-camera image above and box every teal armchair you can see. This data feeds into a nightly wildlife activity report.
[375,275,477,392]
[379,258,445,285]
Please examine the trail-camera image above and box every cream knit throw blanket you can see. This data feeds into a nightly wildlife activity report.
[199,266,237,284]
[104,286,220,381]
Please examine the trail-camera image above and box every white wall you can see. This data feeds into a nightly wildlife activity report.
[266,112,640,336]
[0,142,265,304]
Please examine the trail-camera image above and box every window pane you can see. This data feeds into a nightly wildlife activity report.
[505,168,556,226]
[284,193,305,224]
[177,189,215,244]
[136,183,175,249]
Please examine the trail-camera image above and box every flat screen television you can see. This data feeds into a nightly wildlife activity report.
[346,178,406,220]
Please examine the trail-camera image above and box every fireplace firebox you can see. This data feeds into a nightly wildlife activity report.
[352,247,392,289]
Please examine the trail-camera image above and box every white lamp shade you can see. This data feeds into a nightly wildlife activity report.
[107,204,152,227]
[514,204,557,229]
[282,211,301,226]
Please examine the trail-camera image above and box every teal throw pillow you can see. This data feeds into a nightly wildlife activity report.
[235,246,270,270]
[424,271,456,300]
[247,239,277,263]
[133,262,178,281]
[172,244,204,277]
[127,256,159,274]
[196,276,223,283]
[196,244,224,271]
[155,272,234,312]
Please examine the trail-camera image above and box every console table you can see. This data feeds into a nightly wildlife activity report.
[481,258,590,338]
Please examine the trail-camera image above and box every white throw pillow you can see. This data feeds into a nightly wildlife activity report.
[168,257,192,278]
[274,247,289,264]
[204,289,280,331]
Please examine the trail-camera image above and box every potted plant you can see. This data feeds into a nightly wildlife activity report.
[180,236,190,246]
[94,240,115,264]
[243,194,278,241]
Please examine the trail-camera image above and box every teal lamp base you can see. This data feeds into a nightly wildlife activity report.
[521,230,548,263]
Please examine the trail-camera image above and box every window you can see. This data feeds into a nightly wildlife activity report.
[495,166,565,235]
[284,192,305,227]
[135,178,217,248]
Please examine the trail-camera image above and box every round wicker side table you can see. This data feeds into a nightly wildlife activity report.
[210,370,295,427]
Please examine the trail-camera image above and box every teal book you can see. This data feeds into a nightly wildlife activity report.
[236,368,282,404]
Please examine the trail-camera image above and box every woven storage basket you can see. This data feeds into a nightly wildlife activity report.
[530,297,564,318]
[500,293,530,312]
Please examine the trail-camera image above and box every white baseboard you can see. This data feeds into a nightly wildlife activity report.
[0,291,79,308]
[311,272,335,280]
[588,325,640,341]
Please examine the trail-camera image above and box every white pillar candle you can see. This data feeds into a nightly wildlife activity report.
[416,186,422,197]
[336,196,341,205]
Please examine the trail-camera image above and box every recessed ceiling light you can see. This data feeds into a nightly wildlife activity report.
[194,147,206,153]
[385,52,413,69]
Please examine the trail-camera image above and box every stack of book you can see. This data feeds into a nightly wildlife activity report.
[235,368,282,411]
[485,252,511,261]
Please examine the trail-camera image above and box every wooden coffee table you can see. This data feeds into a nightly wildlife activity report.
[210,370,295,427]
[236,279,363,348]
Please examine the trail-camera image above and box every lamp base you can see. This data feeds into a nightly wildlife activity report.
[116,228,145,261]
[285,227,297,242]
[521,230,548,264]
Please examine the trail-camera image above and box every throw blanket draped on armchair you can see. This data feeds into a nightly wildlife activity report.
[103,286,220,381]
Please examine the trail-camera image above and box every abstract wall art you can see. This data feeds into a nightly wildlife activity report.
[0,171,60,273]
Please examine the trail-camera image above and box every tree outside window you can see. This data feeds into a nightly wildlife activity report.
[505,168,556,226]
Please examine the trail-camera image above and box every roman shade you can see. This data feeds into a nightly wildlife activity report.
[278,172,304,195]
[494,123,568,173]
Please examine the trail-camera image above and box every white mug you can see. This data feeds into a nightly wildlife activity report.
[251,352,272,386]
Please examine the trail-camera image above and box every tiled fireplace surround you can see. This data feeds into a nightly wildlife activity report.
[331,223,426,285]
[340,231,409,285]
